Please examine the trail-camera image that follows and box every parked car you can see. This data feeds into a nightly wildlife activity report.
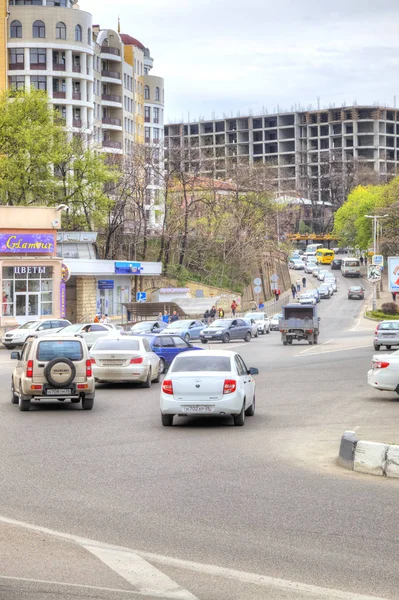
[324,276,337,292]
[243,318,259,338]
[317,269,330,281]
[304,261,318,274]
[367,350,399,394]
[374,321,399,351]
[2,319,71,349]
[244,312,270,334]
[11,336,95,411]
[331,258,343,270]
[199,318,252,343]
[289,258,305,270]
[126,321,167,335]
[298,291,317,305]
[348,285,364,300]
[90,335,160,386]
[312,267,321,278]
[54,322,111,349]
[318,284,332,299]
[141,333,203,374]
[160,350,258,426]
[270,313,283,331]
[164,319,205,342]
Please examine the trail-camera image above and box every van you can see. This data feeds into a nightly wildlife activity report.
[341,257,361,277]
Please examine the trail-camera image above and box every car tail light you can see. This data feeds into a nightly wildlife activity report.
[373,361,390,369]
[306,329,313,333]
[130,357,143,364]
[90,358,96,365]
[26,359,33,378]
[86,359,92,377]
[162,379,173,395]
[31,384,42,390]
[223,379,237,394]
[77,383,88,389]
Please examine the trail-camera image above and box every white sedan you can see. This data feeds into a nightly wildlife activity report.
[298,292,317,305]
[367,351,399,394]
[90,335,160,386]
[160,350,258,426]
[289,259,305,270]
[244,312,270,334]
[56,322,112,349]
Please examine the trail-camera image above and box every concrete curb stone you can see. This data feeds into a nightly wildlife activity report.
[338,431,399,479]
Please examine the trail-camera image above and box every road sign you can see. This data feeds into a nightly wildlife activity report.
[136,291,147,302]
[372,255,384,267]
[254,286,262,294]
[367,265,381,282]
[270,274,279,282]
[388,257,399,292]
[254,277,262,286]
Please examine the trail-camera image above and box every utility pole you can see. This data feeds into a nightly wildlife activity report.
[364,214,388,311]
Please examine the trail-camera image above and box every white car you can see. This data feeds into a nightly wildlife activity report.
[324,276,337,292]
[243,319,259,338]
[367,351,399,394]
[90,335,160,386]
[312,267,321,278]
[270,313,282,331]
[304,261,318,274]
[289,258,305,270]
[160,350,258,426]
[2,319,71,349]
[317,270,329,281]
[54,322,112,349]
[244,312,270,334]
[298,292,317,305]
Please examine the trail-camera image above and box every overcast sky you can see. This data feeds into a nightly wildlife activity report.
[84,0,399,122]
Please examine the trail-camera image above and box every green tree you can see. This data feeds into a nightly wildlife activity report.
[333,184,382,249]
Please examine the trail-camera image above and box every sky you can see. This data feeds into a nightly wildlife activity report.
[83,0,399,122]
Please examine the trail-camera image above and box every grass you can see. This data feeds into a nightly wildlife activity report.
[366,310,399,321]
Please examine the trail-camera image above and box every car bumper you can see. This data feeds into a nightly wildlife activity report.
[270,325,279,330]
[200,333,223,341]
[367,368,398,391]
[2,337,24,346]
[348,294,364,299]
[93,364,150,382]
[160,392,244,415]
[20,382,95,397]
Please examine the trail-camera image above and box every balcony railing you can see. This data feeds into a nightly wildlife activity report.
[30,62,46,70]
[72,92,81,100]
[101,46,120,56]
[73,119,82,128]
[9,62,24,70]
[102,140,122,149]
[102,117,122,126]
[101,70,121,79]
[101,93,122,103]
[145,116,150,123]
[53,63,66,71]
[145,137,150,144]
[72,64,81,73]
[53,91,66,99]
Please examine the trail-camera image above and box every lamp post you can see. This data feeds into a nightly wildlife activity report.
[364,214,388,311]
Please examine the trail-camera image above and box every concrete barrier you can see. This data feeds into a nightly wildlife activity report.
[338,431,399,478]
[354,441,387,476]
[337,430,357,470]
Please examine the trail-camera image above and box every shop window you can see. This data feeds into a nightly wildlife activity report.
[2,267,53,318]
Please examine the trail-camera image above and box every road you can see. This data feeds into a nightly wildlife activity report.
[1,270,399,600]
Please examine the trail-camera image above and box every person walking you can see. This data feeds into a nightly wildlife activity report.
[203,309,210,324]
[157,311,163,321]
[291,284,297,300]
[360,256,364,266]
[162,310,170,324]
[231,300,238,316]
[209,305,216,322]
[302,276,306,288]
[274,288,281,302]
[296,278,301,293]
[93,314,100,323]
[170,310,179,323]
[392,292,397,302]
[218,307,225,318]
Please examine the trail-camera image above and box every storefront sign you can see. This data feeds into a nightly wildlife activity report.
[115,261,144,275]
[61,263,71,283]
[14,266,48,275]
[98,280,114,289]
[60,281,66,318]
[0,233,55,254]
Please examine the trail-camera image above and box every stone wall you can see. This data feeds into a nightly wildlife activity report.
[75,277,97,323]
[141,277,241,309]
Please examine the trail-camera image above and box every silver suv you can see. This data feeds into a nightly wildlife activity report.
[374,321,399,351]
[2,319,71,349]
[11,336,95,411]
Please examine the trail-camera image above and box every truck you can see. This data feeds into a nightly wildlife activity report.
[279,304,320,345]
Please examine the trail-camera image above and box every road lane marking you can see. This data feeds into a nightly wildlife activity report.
[296,344,371,357]
[0,575,148,596]
[0,515,391,600]
[84,545,197,599]
[298,339,334,355]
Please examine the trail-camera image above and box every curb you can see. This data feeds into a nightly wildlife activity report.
[338,431,399,478]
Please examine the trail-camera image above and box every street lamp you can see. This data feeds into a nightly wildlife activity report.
[364,214,388,310]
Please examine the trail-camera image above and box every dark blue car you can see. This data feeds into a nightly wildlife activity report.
[141,334,203,373]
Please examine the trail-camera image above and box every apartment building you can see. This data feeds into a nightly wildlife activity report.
[0,0,164,224]
[165,106,399,203]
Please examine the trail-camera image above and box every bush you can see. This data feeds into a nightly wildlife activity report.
[381,302,398,315]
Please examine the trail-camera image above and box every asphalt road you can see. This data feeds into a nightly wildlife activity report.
[1,271,399,600]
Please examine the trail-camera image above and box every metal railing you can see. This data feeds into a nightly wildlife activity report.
[102,117,122,126]
[101,93,122,103]
[101,46,120,56]
[101,70,121,79]
[102,140,122,149]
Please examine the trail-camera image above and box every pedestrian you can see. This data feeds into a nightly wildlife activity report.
[302,276,306,288]
[364,256,368,265]
[170,310,179,322]
[258,301,265,309]
[2,292,7,316]
[157,311,163,321]
[218,307,225,318]
[100,314,109,324]
[162,310,169,324]
[274,288,281,301]
[231,299,237,316]
[291,284,296,300]
[392,292,397,302]
[209,305,216,321]
[296,278,301,293]
[203,309,210,324]
[360,256,364,266]
[93,313,100,323]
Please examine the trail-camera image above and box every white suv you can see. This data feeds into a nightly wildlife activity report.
[2,319,71,349]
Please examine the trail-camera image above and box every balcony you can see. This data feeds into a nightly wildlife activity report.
[101,93,122,103]
[53,91,66,99]
[102,117,122,126]
[145,116,150,123]
[101,46,120,56]
[72,65,81,73]
[73,119,82,128]
[72,92,81,100]
[101,70,120,79]
[30,63,46,70]
[53,63,66,71]
[9,62,24,70]
[102,140,122,149]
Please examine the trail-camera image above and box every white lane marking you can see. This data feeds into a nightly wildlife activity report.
[296,344,371,357]
[84,545,197,600]
[0,515,390,600]
[0,575,145,596]
[298,339,334,355]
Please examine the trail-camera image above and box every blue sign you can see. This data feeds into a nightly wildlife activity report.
[115,261,143,275]
[98,280,114,289]
[372,255,384,267]
[136,292,147,303]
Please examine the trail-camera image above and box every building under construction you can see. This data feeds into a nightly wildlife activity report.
[165,106,398,205]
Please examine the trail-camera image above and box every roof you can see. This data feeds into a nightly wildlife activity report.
[120,34,145,50]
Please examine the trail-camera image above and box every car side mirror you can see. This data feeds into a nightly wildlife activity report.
[11,351,21,360]
[248,367,259,375]
[37,326,44,331]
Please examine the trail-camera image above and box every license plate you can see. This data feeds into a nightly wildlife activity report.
[102,361,124,366]
[204,335,213,338]
[46,388,72,396]
[182,405,214,413]
[383,334,395,337]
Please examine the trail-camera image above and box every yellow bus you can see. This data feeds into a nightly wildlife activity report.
[316,248,335,265]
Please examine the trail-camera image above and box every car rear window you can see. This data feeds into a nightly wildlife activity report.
[94,339,140,350]
[379,322,399,331]
[171,356,231,372]
[37,340,83,361]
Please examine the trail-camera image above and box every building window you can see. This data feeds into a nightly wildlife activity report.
[153,107,159,124]
[87,27,91,44]
[75,24,82,42]
[9,76,25,90]
[30,48,46,68]
[30,76,47,91]
[47,0,67,5]
[145,127,150,143]
[155,86,160,101]
[10,20,22,38]
[144,85,150,100]
[145,106,150,122]
[54,104,66,119]
[56,21,66,39]
[153,128,160,142]
[9,48,24,66]
[33,20,45,38]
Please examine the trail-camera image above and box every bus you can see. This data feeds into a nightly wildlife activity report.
[316,248,335,265]
[304,243,323,260]
[341,257,361,277]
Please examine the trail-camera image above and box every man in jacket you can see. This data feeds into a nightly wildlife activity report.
[170,310,179,323]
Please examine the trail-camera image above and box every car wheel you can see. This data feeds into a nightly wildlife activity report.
[18,396,31,411]
[373,345,381,351]
[266,327,270,334]
[283,341,287,346]
[153,367,161,383]
[184,333,190,342]
[254,331,259,338]
[5,345,16,350]
[82,396,94,410]
[158,358,166,374]
[244,332,251,342]
[233,401,245,426]
[142,369,152,388]
[161,414,174,426]
[287,339,293,345]
[201,339,208,344]
[11,379,18,404]
[386,346,392,350]
[314,337,318,345]
[70,398,80,403]
[222,333,230,343]
[245,396,255,417]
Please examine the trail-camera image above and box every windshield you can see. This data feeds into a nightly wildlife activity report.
[37,340,83,361]
[57,324,84,334]
[211,319,232,327]
[167,321,190,329]
[272,314,282,320]
[245,313,264,320]
[344,260,360,267]
[172,355,231,372]
[131,322,153,331]
[93,339,141,351]
[18,321,39,330]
